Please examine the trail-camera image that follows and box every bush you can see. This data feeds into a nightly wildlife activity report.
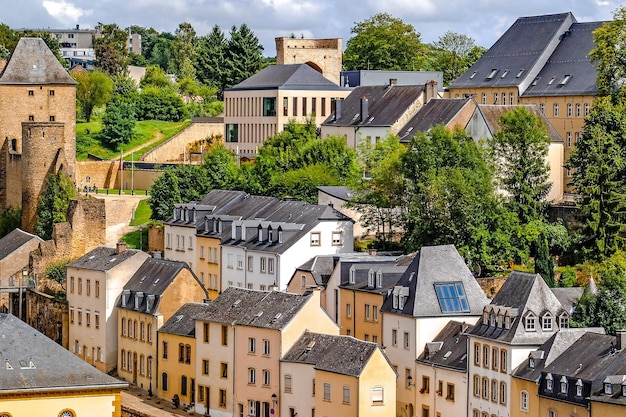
[135,87,188,122]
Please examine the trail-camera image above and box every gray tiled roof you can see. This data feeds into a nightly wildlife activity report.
[511,327,594,382]
[0,228,41,260]
[449,13,575,92]
[522,22,603,97]
[158,302,208,337]
[322,84,425,127]
[339,263,406,294]
[166,190,250,228]
[192,287,313,329]
[228,64,347,91]
[67,246,143,271]
[468,271,566,345]
[416,320,469,372]
[281,331,383,377]
[398,98,473,143]
[381,245,488,317]
[295,255,340,286]
[317,186,354,202]
[119,257,200,314]
[0,314,126,392]
[551,287,584,315]
[0,38,76,85]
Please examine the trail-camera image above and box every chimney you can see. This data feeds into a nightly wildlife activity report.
[369,248,377,256]
[76,24,80,30]
[617,330,626,350]
[360,97,369,122]
[425,80,437,103]
[151,251,162,259]
[334,99,342,121]
[389,78,397,86]
[116,241,127,254]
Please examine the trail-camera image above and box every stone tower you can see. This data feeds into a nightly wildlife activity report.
[0,38,76,231]
[275,37,342,85]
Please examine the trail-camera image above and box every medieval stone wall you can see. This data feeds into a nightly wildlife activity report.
[275,37,342,85]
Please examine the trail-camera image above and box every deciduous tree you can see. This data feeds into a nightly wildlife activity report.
[74,70,113,121]
[36,172,76,240]
[94,23,130,76]
[99,100,136,148]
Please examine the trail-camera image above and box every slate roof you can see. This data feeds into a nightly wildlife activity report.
[522,22,603,97]
[512,328,594,382]
[281,330,385,377]
[551,287,584,315]
[166,190,250,228]
[339,263,406,294]
[398,98,473,143]
[0,228,41,260]
[67,246,143,272]
[416,320,469,372]
[192,287,313,330]
[468,271,566,345]
[0,38,76,85]
[322,84,425,127]
[381,245,488,317]
[158,302,207,337]
[119,257,199,314]
[295,255,340,286]
[449,13,575,91]
[476,104,563,142]
[227,64,347,91]
[0,314,126,393]
[317,186,355,202]
[222,200,352,255]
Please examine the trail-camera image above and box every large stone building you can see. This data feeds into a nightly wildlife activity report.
[0,37,76,232]
[448,12,603,198]
[275,37,342,85]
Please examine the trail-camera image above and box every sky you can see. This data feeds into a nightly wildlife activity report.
[1,0,624,57]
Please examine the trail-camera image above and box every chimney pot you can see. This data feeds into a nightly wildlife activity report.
[617,330,626,350]
[116,241,127,254]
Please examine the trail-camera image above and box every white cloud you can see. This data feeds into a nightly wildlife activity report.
[42,0,87,23]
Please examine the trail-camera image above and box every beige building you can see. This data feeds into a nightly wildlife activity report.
[448,13,602,197]
[193,287,340,417]
[117,257,206,392]
[67,243,149,372]
[0,313,127,417]
[223,64,351,160]
[282,331,397,417]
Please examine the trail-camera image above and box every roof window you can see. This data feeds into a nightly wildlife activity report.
[434,282,470,313]
[486,69,498,79]
[501,69,509,78]
[516,69,524,78]
[558,75,571,86]
[469,71,477,79]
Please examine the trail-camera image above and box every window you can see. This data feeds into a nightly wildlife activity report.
[247,256,253,272]
[473,375,480,397]
[483,345,490,368]
[546,373,553,391]
[203,323,210,343]
[95,280,100,298]
[248,337,256,353]
[312,378,316,396]
[121,349,126,369]
[501,349,507,372]
[181,375,188,395]
[510,92,515,104]
[262,369,271,386]
[78,311,82,325]
[521,390,529,411]
[346,303,352,318]
[365,304,371,320]
[293,97,298,116]
[263,97,277,116]
[162,372,168,391]
[185,344,191,364]
[140,322,145,340]
[404,332,410,349]
[221,325,228,346]
[543,314,553,331]
[263,339,270,356]
[492,379,498,402]
[560,376,568,394]
[226,124,238,142]
[373,306,379,322]
[567,103,573,117]
[268,258,275,274]
[434,282,470,313]
[86,279,91,296]
[86,312,91,327]
[49,116,55,121]
[302,97,307,115]
[392,329,397,346]
[554,103,559,117]
[162,341,168,359]
[343,386,350,404]
[236,255,243,270]
[202,359,209,375]
[372,386,384,403]
[283,97,289,116]
[540,103,545,114]
[481,93,487,104]
[474,343,480,365]
[310,232,320,246]
[179,343,185,362]
[221,362,228,378]
[285,374,292,392]
[248,367,256,384]
[585,103,590,116]
[323,383,331,401]
[548,410,557,417]
[525,314,536,331]
[500,381,507,404]
[219,389,226,407]
[260,257,267,273]
[332,231,342,245]
[482,377,489,399]
[28,90,34,96]
[576,379,583,396]
[301,275,307,288]
[78,278,82,295]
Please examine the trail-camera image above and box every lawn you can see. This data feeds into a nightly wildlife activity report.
[130,199,152,226]
[76,119,190,161]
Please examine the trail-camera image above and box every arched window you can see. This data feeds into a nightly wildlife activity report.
[162,372,169,391]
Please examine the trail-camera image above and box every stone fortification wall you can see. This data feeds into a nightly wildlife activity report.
[76,160,118,189]
[26,290,68,348]
[275,37,342,85]
[141,120,224,163]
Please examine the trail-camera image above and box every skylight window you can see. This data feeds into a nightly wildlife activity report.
[501,69,509,78]
[516,69,525,78]
[558,75,572,86]
[532,77,540,86]
[469,71,477,79]
[548,77,555,85]
[434,283,470,313]
[486,69,498,79]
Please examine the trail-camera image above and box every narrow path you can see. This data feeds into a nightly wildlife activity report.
[124,130,164,158]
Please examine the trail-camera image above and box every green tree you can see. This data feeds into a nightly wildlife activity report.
[566,96,626,260]
[0,23,18,52]
[223,24,264,90]
[135,87,188,121]
[401,125,513,273]
[573,251,626,334]
[140,65,174,89]
[94,23,130,76]
[149,165,212,220]
[148,35,174,72]
[99,100,136,148]
[172,22,197,80]
[195,25,227,93]
[491,106,552,224]
[590,7,626,98]
[74,70,113,122]
[534,231,555,287]
[111,73,138,101]
[0,206,21,238]
[343,13,428,71]
[429,31,485,85]
[35,172,76,240]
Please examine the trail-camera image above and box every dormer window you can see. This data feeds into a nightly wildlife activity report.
[542,313,553,331]
[376,271,383,288]
[212,219,217,233]
[483,308,489,325]
[559,312,569,328]
[278,229,283,243]
[368,270,375,288]
[560,376,568,394]
[146,294,156,313]
[217,219,222,233]
[122,289,131,307]
[525,313,536,332]
[258,226,264,243]
[268,227,273,242]
[505,315,511,329]
[529,358,535,369]
[134,292,143,310]
[546,373,553,391]
[576,379,583,397]
[622,384,626,397]
[204,219,209,233]
[489,313,496,327]
[349,267,356,285]
[605,383,613,395]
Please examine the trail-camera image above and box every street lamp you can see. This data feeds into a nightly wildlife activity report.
[271,393,277,416]
[147,355,153,397]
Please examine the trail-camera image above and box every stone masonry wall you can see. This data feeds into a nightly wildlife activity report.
[275,37,342,85]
